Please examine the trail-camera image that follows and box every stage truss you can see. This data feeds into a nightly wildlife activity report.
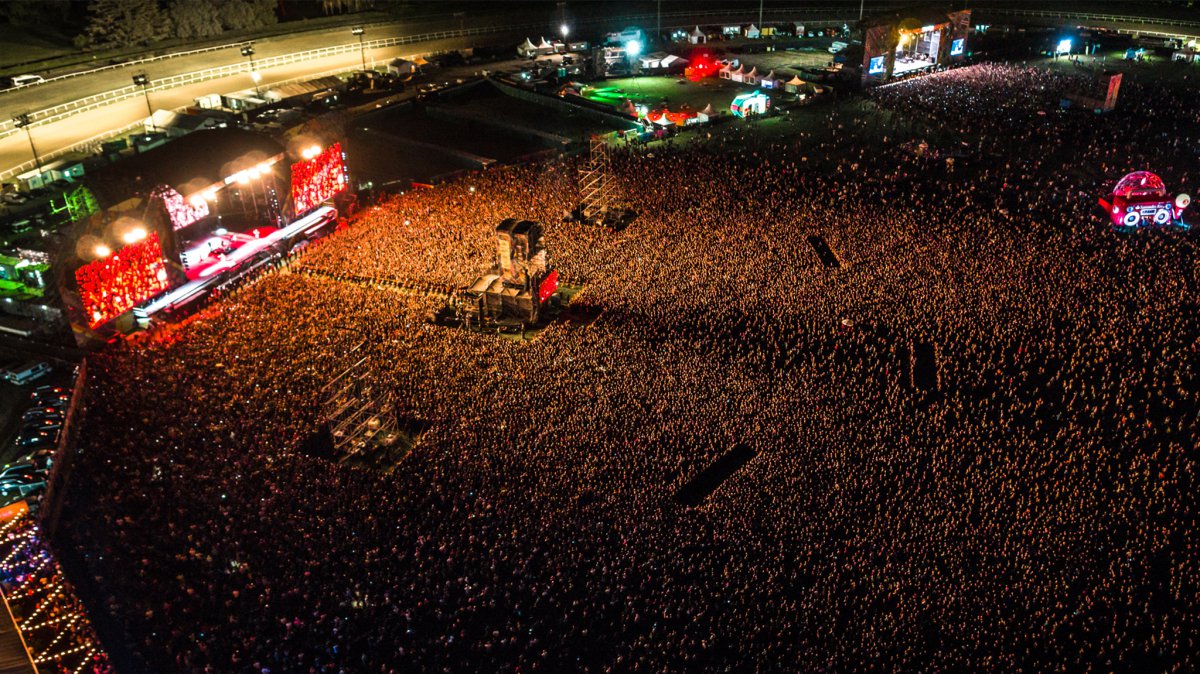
[578,135,616,217]
[319,347,401,460]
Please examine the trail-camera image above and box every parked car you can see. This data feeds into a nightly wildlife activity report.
[16,432,57,449]
[24,451,54,471]
[22,407,64,422]
[8,74,45,87]
[21,419,62,434]
[31,391,69,407]
[0,475,46,497]
[3,360,51,385]
[0,464,38,482]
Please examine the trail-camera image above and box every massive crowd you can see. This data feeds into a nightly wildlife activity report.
[60,62,1199,673]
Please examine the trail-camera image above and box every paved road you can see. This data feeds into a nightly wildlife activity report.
[0,12,519,117]
[3,3,1196,179]
[0,30,528,180]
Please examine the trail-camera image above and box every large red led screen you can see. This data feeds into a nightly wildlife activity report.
[76,234,170,328]
[291,143,347,215]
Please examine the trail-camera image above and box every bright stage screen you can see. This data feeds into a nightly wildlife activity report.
[76,233,170,328]
[868,56,886,75]
[291,143,348,215]
[950,38,965,56]
[539,269,559,303]
[153,185,209,231]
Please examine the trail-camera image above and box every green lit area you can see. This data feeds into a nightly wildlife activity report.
[0,254,49,298]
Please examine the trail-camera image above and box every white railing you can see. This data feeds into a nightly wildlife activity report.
[0,52,408,181]
[982,8,1200,30]
[0,7,864,135]
[9,4,1192,160]
[0,25,526,136]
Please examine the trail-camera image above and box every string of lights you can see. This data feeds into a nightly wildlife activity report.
[0,511,113,673]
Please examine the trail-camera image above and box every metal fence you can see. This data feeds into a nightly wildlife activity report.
[3,5,1197,172]
[982,8,1200,30]
[0,7,867,136]
[0,54,399,181]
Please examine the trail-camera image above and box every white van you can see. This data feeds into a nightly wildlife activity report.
[9,74,45,87]
[3,361,51,385]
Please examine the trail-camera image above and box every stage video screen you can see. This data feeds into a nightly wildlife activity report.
[291,143,348,215]
[869,56,886,75]
[951,38,965,56]
[76,233,170,328]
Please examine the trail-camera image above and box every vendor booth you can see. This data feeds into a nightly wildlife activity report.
[730,90,770,117]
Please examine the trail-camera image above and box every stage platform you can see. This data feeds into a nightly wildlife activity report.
[0,594,36,674]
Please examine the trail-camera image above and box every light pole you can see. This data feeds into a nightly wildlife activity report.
[351,26,366,71]
[241,44,261,97]
[860,0,865,21]
[132,73,156,132]
[759,0,764,30]
[12,114,41,173]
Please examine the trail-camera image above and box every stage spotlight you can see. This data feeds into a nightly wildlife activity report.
[94,244,112,258]
[122,227,147,244]
[625,40,642,57]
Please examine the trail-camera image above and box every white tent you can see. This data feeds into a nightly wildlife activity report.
[518,38,537,57]
[730,64,746,82]
[745,24,760,39]
[718,63,734,79]
[744,66,759,85]
[689,26,706,44]
[785,74,807,93]
[700,103,715,116]
[661,54,686,69]
[759,69,783,89]
[536,37,555,54]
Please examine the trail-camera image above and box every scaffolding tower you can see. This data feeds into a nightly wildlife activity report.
[578,134,615,218]
[319,351,400,460]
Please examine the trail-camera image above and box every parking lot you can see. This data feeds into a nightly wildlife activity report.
[0,348,76,508]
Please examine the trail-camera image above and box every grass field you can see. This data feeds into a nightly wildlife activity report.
[581,76,757,115]
[0,29,75,71]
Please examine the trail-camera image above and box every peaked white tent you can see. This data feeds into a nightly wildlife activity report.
[518,38,537,57]
[759,69,783,89]
[785,74,807,93]
[745,24,760,39]
[689,26,706,44]
[744,66,760,85]
[730,64,746,82]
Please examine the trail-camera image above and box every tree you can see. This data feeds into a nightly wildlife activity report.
[322,0,375,15]
[167,0,222,40]
[0,0,71,29]
[214,0,277,32]
[82,0,170,49]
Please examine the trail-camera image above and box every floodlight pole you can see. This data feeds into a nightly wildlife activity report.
[242,44,261,96]
[860,0,865,21]
[12,114,42,173]
[352,27,367,71]
[133,73,156,132]
[759,0,764,29]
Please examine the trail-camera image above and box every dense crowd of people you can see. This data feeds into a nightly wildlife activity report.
[60,61,1199,673]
